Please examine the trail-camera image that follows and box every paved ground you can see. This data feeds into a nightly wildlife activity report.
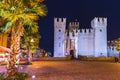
[1,61,120,80]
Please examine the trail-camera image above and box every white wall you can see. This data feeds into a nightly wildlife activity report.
[54,18,66,57]
[77,29,94,56]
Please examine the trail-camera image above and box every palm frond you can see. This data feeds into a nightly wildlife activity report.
[0,0,47,42]
[0,21,12,32]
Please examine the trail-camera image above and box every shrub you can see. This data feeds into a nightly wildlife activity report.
[0,72,28,80]
[78,55,88,60]
[0,73,4,80]
[78,55,115,62]
[66,55,72,60]
[20,62,32,65]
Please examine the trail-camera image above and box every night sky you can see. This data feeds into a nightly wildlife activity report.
[38,0,120,53]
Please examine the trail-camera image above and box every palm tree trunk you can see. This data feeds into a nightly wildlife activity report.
[6,20,23,77]
[27,46,32,63]
[6,33,20,77]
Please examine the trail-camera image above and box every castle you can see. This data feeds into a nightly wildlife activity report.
[54,17,107,58]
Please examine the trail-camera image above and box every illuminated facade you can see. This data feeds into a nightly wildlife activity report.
[54,17,107,58]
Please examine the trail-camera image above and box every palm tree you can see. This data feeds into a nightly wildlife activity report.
[0,0,47,77]
[21,25,41,63]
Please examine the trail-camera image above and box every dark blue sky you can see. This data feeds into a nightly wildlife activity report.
[39,0,120,53]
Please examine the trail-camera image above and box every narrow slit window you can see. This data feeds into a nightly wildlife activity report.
[100,29,102,32]
[59,29,61,32]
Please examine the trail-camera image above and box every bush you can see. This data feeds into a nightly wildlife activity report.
[20,62,32,65]
[0,73,4,80]
[66,55,72,60]
[78,55,114,62]
[78,55,88,60]
[0,72,28,80]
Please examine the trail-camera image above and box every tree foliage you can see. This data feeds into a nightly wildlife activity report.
[115,38,120,51]
[21,25,41,53]
[0,0,47,32]
[0,0,47,77]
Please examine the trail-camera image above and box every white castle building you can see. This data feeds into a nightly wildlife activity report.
[54,17,107,58]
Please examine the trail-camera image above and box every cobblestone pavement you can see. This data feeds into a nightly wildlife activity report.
[1,61,120,80]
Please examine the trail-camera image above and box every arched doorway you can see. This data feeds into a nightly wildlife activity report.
[70,50,74,59]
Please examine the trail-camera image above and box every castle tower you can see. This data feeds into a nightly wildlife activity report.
[91,17,107,57]
[69,21,79,30]
[54,18,66,57]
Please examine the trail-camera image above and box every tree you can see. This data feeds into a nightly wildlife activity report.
[0,0,47,77]
[114,38,120,57]
[21,25,41,63]
[114,38,120,51]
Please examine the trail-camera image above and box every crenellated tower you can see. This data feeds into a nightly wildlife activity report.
[54,18,66,57]
[69,21,79,30]
[91,17,107,57]
[65,21,79,58]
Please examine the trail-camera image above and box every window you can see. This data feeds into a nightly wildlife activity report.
[58,29,61,32]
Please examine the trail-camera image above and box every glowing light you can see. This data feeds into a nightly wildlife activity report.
[32,75,36,78]
[30,39,34,42]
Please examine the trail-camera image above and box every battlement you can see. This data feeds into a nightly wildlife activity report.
[107,40,116,46]
[54,18,66,23]
[78,29,94,34]
[69,21,79,30]
[91,17,107,28]
[69,22,79,27]
[54,18,66,28]
[69,28,94,34]
[67,28,94,38]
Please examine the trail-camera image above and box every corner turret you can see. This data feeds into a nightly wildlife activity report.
[91,17,107,57]
[91,17,107,28]
[54,18,66,57]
